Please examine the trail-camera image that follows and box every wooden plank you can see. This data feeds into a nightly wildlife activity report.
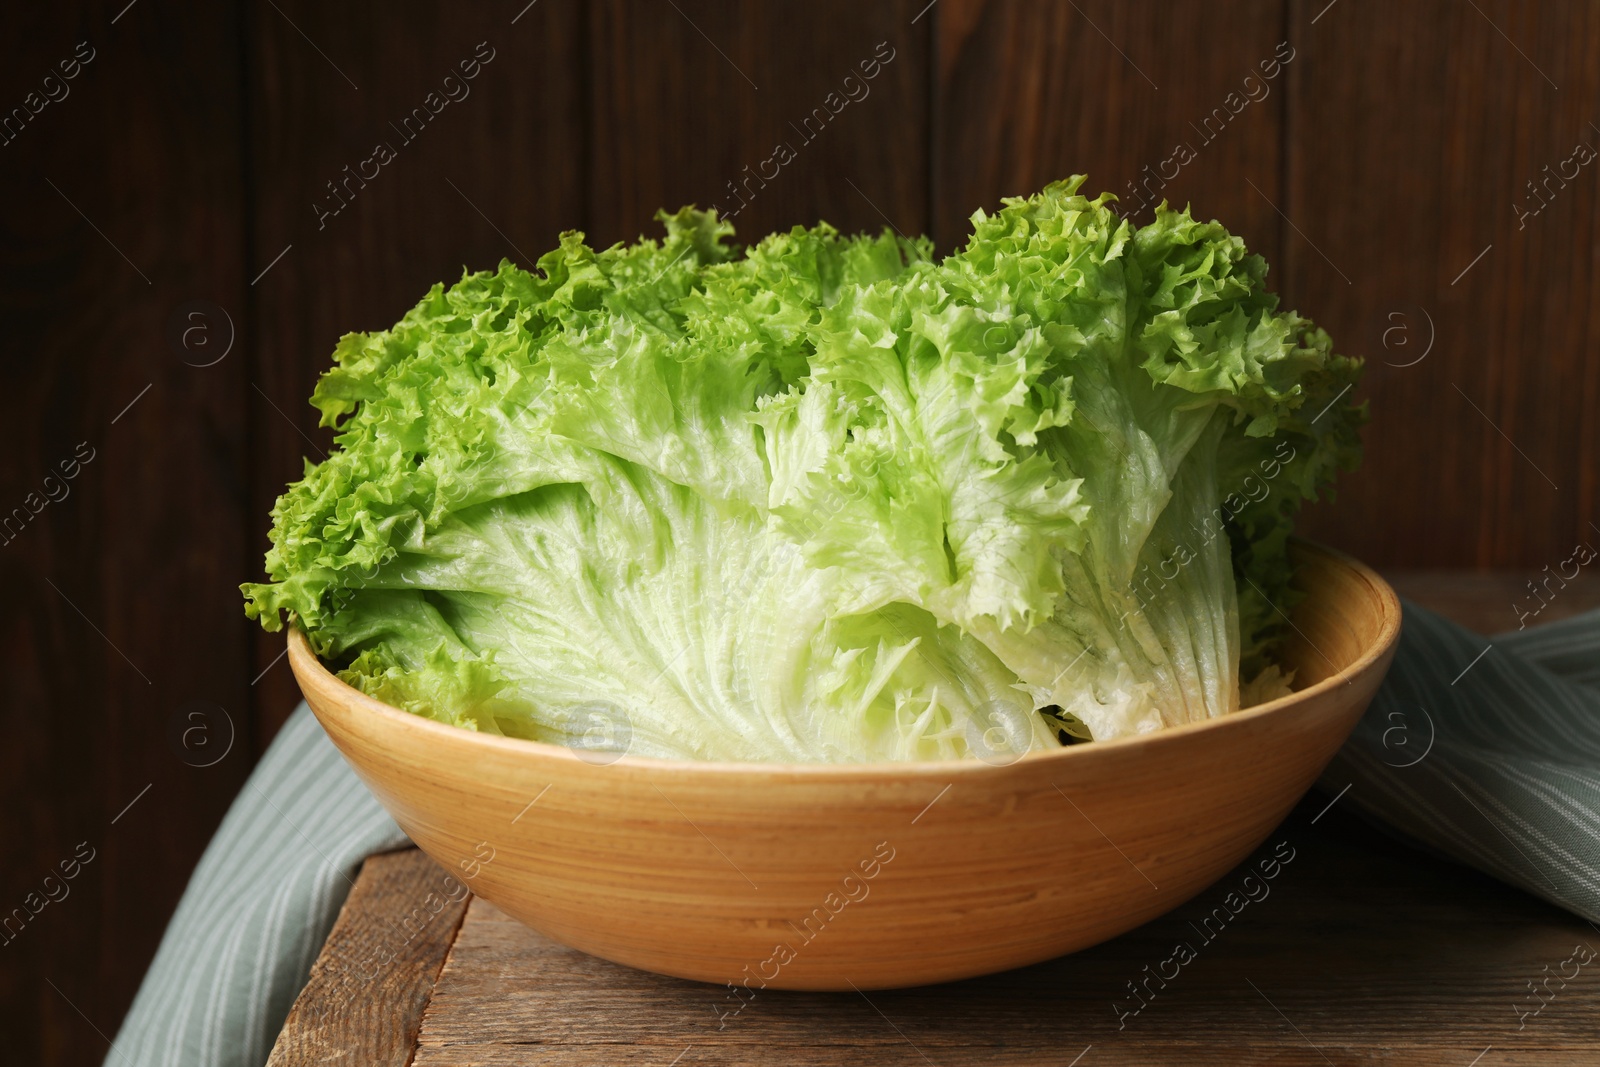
[0,2,252,1064]
[933,0,1288,256]
[246,0,589,742]
[414,1050,1599,1067]
[1386,570,1600,636]
[267,849,471,1067]
[1286,0,1600,568]
[588,0,931,250]
[410,799,1600,1064]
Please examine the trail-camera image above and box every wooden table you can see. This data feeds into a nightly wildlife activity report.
[266,575,1600,1066]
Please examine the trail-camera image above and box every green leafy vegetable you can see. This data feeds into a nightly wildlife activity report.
[244,178,1363,761]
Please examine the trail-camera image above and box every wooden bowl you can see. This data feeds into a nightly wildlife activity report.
[289,540,1400,990]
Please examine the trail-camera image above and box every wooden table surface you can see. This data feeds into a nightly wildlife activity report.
[266,575,1600,1066]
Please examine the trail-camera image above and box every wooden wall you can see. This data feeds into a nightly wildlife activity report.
[1,2,1594,1063]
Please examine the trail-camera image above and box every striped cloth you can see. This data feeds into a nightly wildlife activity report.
[1320,601,1600,924]
[105,601,1600,1066]
[106,706,406,1067]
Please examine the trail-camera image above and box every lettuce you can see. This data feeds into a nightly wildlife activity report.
[244,178,1362,761]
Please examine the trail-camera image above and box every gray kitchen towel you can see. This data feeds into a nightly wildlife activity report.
[105,704,407,1067]
[1319,601,1600,924]
[106,601,1600,1066]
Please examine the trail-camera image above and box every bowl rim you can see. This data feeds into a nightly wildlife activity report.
[287,538,1401,779]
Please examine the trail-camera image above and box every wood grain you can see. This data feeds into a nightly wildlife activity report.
[0,3,252,1064]
[266,848,470,1067]
[588,0,931,250]
[933,0,1288,257]
[1286,0,1600,568]
[408,799,1600,1065]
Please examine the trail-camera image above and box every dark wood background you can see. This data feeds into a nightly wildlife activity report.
[1,2,1594,1064]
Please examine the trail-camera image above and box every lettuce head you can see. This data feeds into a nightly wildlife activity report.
[244,178,1363,762]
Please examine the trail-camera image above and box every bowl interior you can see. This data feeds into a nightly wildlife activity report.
[1271,540,1397,694]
